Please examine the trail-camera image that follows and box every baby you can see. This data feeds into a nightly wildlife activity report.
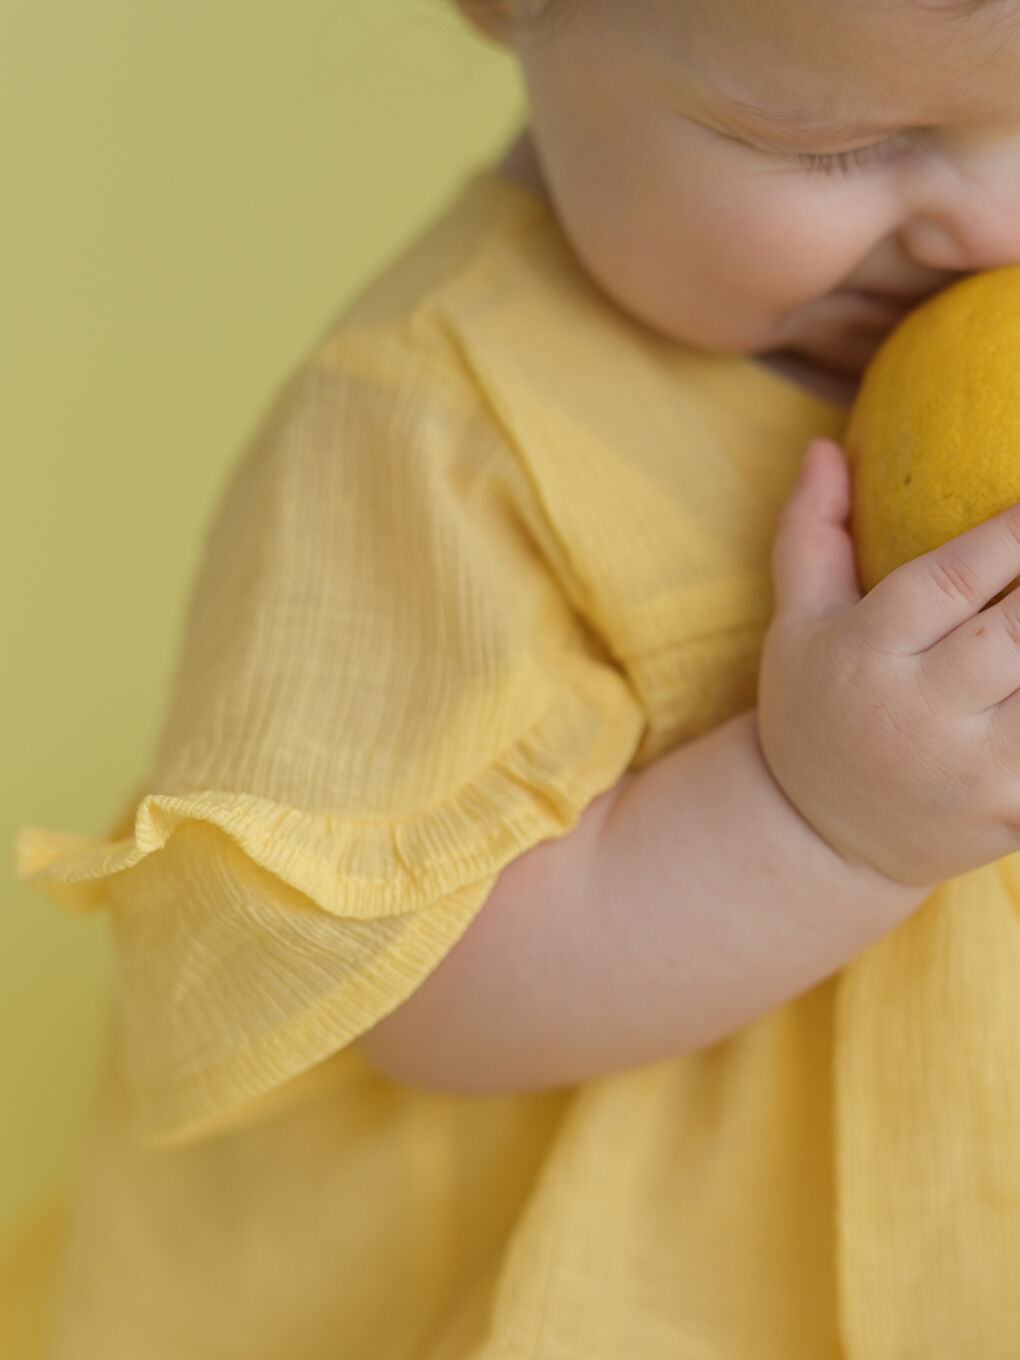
[361,0,1020,1085]
[17,0,1020,1355]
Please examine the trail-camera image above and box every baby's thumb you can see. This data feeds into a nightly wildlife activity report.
[771,438,864,622]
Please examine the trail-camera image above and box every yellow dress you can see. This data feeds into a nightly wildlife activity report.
[14,165,1020,1359]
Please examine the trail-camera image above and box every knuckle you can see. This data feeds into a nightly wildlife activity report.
[837,596,900,661]
[925,550,985,610]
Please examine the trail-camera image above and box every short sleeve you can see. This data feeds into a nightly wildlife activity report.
[14,332,646,1150]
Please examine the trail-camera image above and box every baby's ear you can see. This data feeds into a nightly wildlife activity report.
[453,2,516,48]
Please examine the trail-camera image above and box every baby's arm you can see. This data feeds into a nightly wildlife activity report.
[355,709,926,1093]
[357,437,1020,1093]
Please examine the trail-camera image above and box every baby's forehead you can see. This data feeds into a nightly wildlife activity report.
[887,0,1003,16]
[739,0,1016,35]
[683,0,1020,130]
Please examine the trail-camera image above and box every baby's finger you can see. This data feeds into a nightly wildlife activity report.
[853,499,1020,656]
[920,581,1020,712]
[982,690,1020,792]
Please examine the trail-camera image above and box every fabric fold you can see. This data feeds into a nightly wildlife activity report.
[16,652,642,924]
[835,858,1020,1359]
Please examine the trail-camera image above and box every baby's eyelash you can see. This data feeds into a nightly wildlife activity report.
[797,142,892,177]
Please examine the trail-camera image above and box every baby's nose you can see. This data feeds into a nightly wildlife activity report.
[897,141,1020,274]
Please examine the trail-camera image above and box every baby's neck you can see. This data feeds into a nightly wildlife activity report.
[754,350,859,410]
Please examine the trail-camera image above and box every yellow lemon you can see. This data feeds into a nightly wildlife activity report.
[846,265,1020,603]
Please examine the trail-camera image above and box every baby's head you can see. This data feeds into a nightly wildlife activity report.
[456,0,1020,395]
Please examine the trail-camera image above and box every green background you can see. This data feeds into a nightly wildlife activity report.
[2,0,523,1250]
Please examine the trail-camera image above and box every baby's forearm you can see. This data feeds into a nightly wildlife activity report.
[354,709,930,1094]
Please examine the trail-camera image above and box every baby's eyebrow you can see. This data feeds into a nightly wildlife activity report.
[913,0,1000,13]
[723,96,905,142]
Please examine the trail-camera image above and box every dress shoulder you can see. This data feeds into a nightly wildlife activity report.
[15,329,646,1150]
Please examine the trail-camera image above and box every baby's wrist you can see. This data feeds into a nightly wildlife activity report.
[748,711,936,914]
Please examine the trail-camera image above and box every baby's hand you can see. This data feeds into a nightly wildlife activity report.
[758,437,1020,888]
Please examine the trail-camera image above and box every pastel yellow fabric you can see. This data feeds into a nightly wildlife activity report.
[14,166,1020,1358]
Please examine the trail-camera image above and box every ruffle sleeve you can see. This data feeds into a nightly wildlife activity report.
[14,329,647,1150]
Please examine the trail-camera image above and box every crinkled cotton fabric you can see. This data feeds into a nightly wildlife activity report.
[15,165,1020,1359]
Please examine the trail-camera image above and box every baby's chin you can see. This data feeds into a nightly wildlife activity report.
[773,290,906,375]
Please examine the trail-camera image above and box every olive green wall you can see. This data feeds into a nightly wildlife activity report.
[2,0,523,1241]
